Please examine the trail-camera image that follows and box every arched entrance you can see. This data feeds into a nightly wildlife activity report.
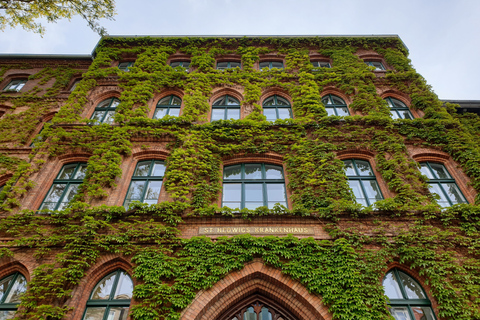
[180,260,331,320]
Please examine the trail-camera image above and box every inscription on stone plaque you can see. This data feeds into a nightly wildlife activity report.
[198,226,315,235]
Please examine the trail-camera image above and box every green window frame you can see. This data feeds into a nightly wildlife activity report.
[383,268,437,320]
[170,61,190,72]
[311,61,331,69]
[0,272,27,319]
[90,97,120,124]
[364,61,386,71]
[385,97,414,119]
[419,162,467,207]
[211,95,241,121]
[124,160,166,209]
[321,94,350,116]
[216,61,241,70]
[82,269,133,320]
[39,162,87,211]
[3,79,27,92]
[259,61,284,70]
[118,62,134,72]
[153,95,181,119]
[262,95,292,121]
[343,159,383,206]
[222,163,287,210]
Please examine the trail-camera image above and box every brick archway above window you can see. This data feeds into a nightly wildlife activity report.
[180,260,331,320]
[223,153,284,167]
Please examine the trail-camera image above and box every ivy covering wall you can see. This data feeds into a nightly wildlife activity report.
[0,36,479,319]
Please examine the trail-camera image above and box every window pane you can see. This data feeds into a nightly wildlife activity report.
[401,111,413,119]
[348,180,367,206]
[230,62,241,68]
[212,108,225,121]
[260,307,272,320]
[134,162,151,176]
[322,96,333,105]
[244,307,256,320]
[226,96,240,105]
[224,165,241,179]
[343,160,356,176]
[319,62,331,68]
[263,97,275,106]
[388,307,412,320]
[325,108,336,116]
[154,108,168,119]
[223,184,241,201]
[107,307,129,320]
[61,184,79,204]
[217,62,228,69]
[110,99,120,109]
[170,62,181,67]
[168,107,181,117]
[391,99,407,108]
[43,184,67,204]
[4,275,26,303]
[74,164,88,179]
[103,111,115,124]
[442,183,466,204]
[410,307,435,320]
[275,97,289,106]
[158,97,171,105]
[171,97,181,105]
[144,181,162,202]
[383,271,403,299]
[126,181,146,201]
[331,96,345,105]
[0,310,17,319]
[355,160,374,176]
[263,109,277,121]
[371,61,385,70]
[97,100,111,109]
[152,162,166,177]
[213,96,227,105]
[429,183,451,207]
[114,272,133,300]
[398,271,426,299]
[337,107,349,116]
[0,275,13,302]
[271,62,283,68]
[83,307,106,320]
[58,165,76,179]
[259,62,270,69]
[91,273,116,300]
[227,108,240,120]
[277,108,292,119]
[429,163,451,179]
[267,183,286,208]
[390,111,400,119]
[245,184,263,201]
[90,111,105,122]
[244,164,262,179]
[265,165,283,179]
[363,180,383,204]
[419,163,434,179]
[182,62,190,68]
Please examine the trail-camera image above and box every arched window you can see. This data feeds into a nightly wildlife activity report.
[343,159,383,206]
[419,162,467,207]
[259,61,284,70]
[90,97,120,124]
[39,162,87,211]
[0,272,27,319]
[222,300,295,320]
[385,97,413,119]
[217,61,241,70]
[223,163,287,210]
[83,269,133,320]
[124,160,166,209]
[321,94,350,116]
[153,95,181,119]
[211,95,241,121]
[383,269,436,320]
[262,95,292,121]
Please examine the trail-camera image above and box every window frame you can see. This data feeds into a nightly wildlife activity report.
[385,97,414,119]
[259,61,284,70]
[222,163,288,210]
[321,94,350,116]
[216,61,242,70]
[82,269,132,320]
[118,61,135,72]
[170,61,191,72]
[343,159,384,206]
[420,161,468,207]
[211,95,241,121]
[3,79,27,92]
[0,272,27,317]
[364,61,386,71]
[311,61,331,69]
[262,95,293,121]
[153,95,182,119]
[90,97,120,124]
[384,268,437,320]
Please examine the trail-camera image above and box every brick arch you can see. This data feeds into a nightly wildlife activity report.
[260,88,292,106]
[379,89,411,106]
[180,260,331,320]
[0,260,30,282]
[210,88,244,104]
[321,87,353,105]
[223,153,284,167]
[131,148,169,162]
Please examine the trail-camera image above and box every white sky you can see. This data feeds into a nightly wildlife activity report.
[1,0,479,100]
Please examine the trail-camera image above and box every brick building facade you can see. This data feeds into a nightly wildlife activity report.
[0,36,478,320]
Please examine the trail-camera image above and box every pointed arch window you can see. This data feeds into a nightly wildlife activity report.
[221,300,295,320]
[343,159,383,206]
[385,97,413,119]
[212,95,241,121]
[321,94,349,116]
[90,97,120,124]
[82,269,133,320]
[0,272,27,319]
[124,160,166,209]
[262,95,292,121]
[154,95,181,119]
[40,162,87,211]
[383,269,436,320]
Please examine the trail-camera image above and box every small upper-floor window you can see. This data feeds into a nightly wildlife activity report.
[311,61,331,69]
[223,163,287,210]
[82,269,133,320]
[364,61,386,71]
[39,162,87,211]
[211,95,240,121]
[170,61,190,72]
[259,61,284,70]
[262,95,292,121]
[30,119,52,147]
[124,160,166,209]
[118,62,134,72]
[3,79,27,92]
[90,97,120,124]
[383,268,436,320]
[321,94,349,116]
[216,61,241,70]
[69,79,81,91]
[343,159,383,206]
[153,95,181,119]
[419,162,467,207]
[0,272,27,319]
[385,97,413,119]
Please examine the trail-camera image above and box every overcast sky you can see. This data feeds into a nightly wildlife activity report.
[1,0,479,100]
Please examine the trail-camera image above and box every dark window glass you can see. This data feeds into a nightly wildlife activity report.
[311,61,331,69]
[118,62,134,72]
[364,61,386,71]
[153,95,182,119]
[211,95,241,121]
[259,61,284,70]
[217,61,241,70]
[90,97,120,124]
[170,61,190,71]
[385,97,414,119]
[124,160,166,209]
[321,94,349,116]
[262,95,292,121]
[343,159,383,206]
